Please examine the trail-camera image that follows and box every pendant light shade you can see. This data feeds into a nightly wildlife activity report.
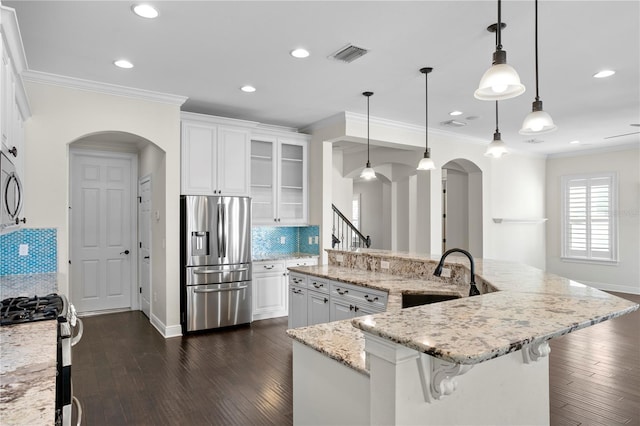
[417,67,436,171]
[519,0,557,135]
[485,101,509,158]
[360,91,377,180]
[475,1,525,101]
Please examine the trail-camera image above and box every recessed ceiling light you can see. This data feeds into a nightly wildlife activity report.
[290,48,310,59]
[569,140,580,144]
[449,111,463,116]
[241,85,256,93]
[132,4,158,19]
[114,59,134,69]
[593,70,615,78]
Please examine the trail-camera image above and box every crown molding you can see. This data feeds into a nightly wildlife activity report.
[22,70,188,106]
[181,111,260,129]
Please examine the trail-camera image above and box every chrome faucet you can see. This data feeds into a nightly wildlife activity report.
[433,248,481,297]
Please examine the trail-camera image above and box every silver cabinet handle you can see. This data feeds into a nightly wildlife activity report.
[194,268,248,274]
[72,396,83,426]
[194,286,248,293]
[71,318,83,347]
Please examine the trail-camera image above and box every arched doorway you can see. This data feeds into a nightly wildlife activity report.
[68,131,165,318]
[441,158,483,257]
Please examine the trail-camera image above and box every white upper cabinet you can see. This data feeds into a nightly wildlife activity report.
[180,112,251,196]
[1,8,31,178]
[251,133,309,225]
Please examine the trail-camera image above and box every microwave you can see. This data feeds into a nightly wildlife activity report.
[1,151,24,230]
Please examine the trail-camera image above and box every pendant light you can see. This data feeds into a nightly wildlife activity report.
[417,67,436,171]
[485,101,509,158]
[360,91,376,180]
[519,0,557,135]
[475,0,525,101]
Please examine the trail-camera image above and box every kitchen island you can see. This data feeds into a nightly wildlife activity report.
[286,249,638,425]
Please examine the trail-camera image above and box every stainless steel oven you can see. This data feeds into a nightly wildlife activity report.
[1,151,24,231]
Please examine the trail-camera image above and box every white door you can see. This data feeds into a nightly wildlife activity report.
[70,150,137,313]
[138,176,152,318]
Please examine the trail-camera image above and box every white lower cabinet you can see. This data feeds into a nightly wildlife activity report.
[288,274,308,329]
[252,261,288,321]
[253,257,318,322]
[288,272,388,328]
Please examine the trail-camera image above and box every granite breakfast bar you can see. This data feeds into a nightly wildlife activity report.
[286,249,639,425]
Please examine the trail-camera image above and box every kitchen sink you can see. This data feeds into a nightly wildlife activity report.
[401,293,460,308]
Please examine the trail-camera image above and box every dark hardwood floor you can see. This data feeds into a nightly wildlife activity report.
[73,292,640,425]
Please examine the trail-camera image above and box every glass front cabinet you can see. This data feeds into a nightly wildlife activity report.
[250,134,308,225]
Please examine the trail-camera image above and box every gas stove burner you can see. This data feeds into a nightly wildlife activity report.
[0,293,64,326]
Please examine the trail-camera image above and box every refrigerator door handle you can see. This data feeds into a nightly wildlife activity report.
[221,202,227,259]
[217,203,224,258]
[194,268,249,274]
[194,286,248,293]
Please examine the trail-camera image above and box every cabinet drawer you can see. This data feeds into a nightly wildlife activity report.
[289,272,307,288]
[330,282,387,311]
[307,277,329,294]
[253,261,286,275]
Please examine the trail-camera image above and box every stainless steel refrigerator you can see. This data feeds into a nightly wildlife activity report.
[180,195,252,333]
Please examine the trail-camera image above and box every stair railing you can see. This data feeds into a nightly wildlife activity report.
[331,204,371,250]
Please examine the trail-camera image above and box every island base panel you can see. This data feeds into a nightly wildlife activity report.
[292,341,369,425]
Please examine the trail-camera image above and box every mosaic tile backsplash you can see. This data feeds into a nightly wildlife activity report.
[252,226,319,259]
[0,229,57,276]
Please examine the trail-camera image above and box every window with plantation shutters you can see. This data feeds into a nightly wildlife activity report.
[561,172,617,262]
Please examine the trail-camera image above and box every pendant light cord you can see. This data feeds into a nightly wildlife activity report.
[535,0,540,101]
[425,71,429,153]
[495,101,499,132]
[497,0,502,49]
[367,94,370,164]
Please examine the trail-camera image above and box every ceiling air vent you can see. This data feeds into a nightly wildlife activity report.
[440,119,467,128]
[329,44,369,63]
[524,138,544,144]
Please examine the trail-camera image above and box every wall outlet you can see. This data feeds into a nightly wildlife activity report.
[380,260,390,269]
[280,236,286,244]
[314,236,318,244]
[440,268,452,278]
[308,236,313,244]
[336,254,344,262]
[19,244,29,256]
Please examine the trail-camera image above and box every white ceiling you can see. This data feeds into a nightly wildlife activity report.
[6,1,640,155]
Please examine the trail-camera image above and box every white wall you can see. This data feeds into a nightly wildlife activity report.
[22,81,182,333]
[353,179,387,250]
[546,146,640,294]
[331,149,353,217]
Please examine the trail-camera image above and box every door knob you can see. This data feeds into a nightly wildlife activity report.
[120,250,130,255]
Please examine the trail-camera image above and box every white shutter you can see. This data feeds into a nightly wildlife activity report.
[561,173,617,262]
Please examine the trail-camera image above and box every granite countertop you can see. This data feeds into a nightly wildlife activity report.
[252,253,319,262]
[0,273,61,425]
[0,321,57,425]
[286,250,639,373]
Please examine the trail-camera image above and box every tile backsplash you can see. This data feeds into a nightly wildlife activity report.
[0,228,58,276]
[252,225,319,259]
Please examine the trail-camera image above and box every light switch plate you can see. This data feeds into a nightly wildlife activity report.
[280,236,286,244]
[314,236,319,244]
[308,236,313,244]
[19,244,29,256]
[336,254,344,262]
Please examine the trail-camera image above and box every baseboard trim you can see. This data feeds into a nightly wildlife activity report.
[150,313,183,338]
[581,280,640,295]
